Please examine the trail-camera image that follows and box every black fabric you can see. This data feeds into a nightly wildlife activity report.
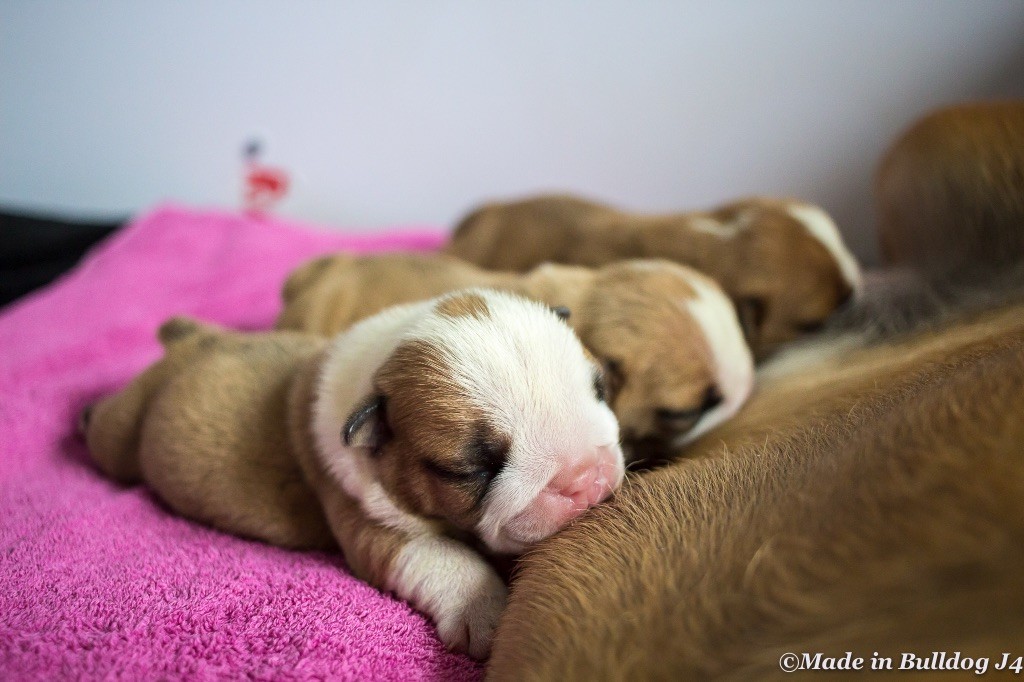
[1,208,126,308]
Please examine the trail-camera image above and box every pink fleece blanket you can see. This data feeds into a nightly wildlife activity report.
[0,206,485,680]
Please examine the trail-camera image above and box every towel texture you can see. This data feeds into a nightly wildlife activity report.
[0,206,483,680]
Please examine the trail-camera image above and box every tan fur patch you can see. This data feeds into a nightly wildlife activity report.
[275,253,509,335]
[877,102,1024,278]
[372,339,496,532]
[315,482,409,586]
[435,293,491,320]
[574,261,716,456]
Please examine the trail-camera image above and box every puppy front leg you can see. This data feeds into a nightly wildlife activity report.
[386,532,508,658]
[319,485,507,659]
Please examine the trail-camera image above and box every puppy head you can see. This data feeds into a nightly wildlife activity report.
[317,289,624,555]
[572,261,754,463]
[708,199,863,358]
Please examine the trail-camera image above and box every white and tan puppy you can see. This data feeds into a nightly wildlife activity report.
[277,254,754,463]
[83,289,624,659]
[446,194,864,358]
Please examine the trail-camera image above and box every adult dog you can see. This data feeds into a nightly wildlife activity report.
[487,102,1024,680]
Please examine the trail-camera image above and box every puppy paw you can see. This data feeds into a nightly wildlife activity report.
[432,567,507,659]
[387,535,508,659]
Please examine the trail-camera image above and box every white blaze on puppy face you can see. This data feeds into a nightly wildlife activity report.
[313,289,625,556]
[676,272,755,446]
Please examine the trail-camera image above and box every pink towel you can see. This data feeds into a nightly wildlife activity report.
[0,206,484,680]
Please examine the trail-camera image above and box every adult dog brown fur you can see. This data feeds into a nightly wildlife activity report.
[489,299,1024,681]
[486,104,1024,679]
[877,101,1024,279]
[446,195,862,356]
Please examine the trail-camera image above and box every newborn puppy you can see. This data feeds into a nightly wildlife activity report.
[445,194,864,358]
[82,289,624,658]
[277,253,754,463]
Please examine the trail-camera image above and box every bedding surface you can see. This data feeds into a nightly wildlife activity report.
[0,206,481,680]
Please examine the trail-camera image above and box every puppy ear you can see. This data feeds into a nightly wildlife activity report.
[343,396,391,452]
[735,296,767,345]
[551,305,571,321]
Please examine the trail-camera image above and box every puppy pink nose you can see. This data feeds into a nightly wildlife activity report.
[546,450,619,510]
[501,445,626,548]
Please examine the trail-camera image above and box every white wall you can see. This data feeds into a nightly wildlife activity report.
[2,1,1023,263]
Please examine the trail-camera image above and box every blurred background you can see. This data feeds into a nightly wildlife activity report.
[2,0,1023,272]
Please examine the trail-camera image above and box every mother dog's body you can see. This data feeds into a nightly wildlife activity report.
[488,102,1024,679]
[490,296,1024,680]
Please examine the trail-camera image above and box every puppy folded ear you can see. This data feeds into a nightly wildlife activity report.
[343,396,391,452]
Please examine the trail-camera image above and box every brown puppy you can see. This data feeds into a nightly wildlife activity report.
[83,289,625,659]
[277,253,754,462]
[877,101,1024,279]
[446,195,863,358]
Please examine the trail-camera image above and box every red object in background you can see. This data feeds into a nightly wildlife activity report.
[244,164,290,214]
[241,138,290,214]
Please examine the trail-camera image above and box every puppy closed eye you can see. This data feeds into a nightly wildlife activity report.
[593,370,608,403]
[600,359,625,403]
[422,459,496,509]
[736,296,767,342]
[654,408,701,432]
[655,386,723,431]
[422,424,509,502]
[422,459,493,486]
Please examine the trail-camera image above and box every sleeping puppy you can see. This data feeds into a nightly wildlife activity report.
[82,289,625,658]
[445,194,863,358]
[276,253,754,464]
